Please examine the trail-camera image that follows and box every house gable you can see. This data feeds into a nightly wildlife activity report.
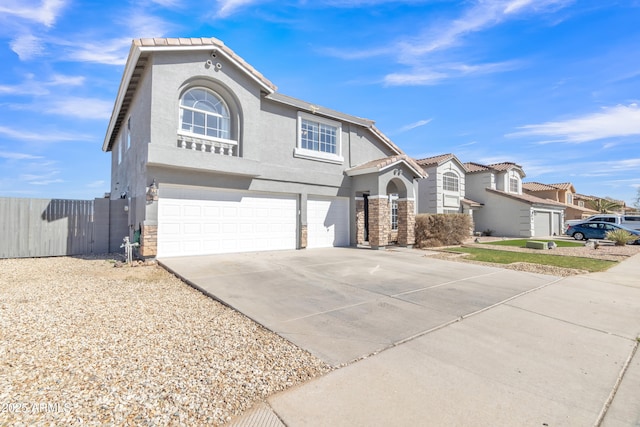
[415,153,467,214]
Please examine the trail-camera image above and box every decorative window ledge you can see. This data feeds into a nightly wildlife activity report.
[294,147,343,164]
[177,132,238,156]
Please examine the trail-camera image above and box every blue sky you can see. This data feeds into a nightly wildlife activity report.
[0,0,639,206]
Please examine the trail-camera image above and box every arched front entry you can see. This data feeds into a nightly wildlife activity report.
[348,155,424,249]
[354,175,416,248]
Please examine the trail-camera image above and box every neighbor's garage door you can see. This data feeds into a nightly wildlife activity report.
[307,196,350,248]
[533,211,551,237]
[553,212,562,236]
[158,186,297,257]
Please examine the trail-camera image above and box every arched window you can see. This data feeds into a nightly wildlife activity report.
[443,172,459,192]
[180,88,231,140]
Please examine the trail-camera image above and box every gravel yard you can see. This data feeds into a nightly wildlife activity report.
[0,256,331,426]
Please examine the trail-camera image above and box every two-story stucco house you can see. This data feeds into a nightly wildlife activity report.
[464,162,566,237]
[522,182,598,220]
[102,38,425,257]
[415,153,483,216]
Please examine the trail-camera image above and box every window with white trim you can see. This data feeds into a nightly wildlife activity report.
[567,193,573,204]
[443,172,459,192]
[509,177,519,193]
[295,112,343,163]
[179,88,231,141]
[390,194,398,231]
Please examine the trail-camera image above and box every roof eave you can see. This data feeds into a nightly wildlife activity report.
[102,42,140,152]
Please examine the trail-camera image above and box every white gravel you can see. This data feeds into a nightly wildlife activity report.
[0,256,331,426]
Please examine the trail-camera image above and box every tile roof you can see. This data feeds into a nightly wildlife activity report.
[463,162,491,173]
[488,162,520,171]
[346,155,426,178]
[485,188,567,208]
[574,193,595,200]
[522,182,558,191]
[549,182,574,190]
[461,197,483,207]
[415,153,455,167]
[464,161,525,177]
[135,37,277,92]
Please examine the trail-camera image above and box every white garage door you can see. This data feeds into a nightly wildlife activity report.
[533,211,551,237]
[158,186,297,257]
[307,196,350,248]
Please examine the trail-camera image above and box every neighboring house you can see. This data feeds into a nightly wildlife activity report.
[522,182,598,220]
[574,193,595,209]
[414,153,483,216]
[464,162,566,237]
[102,38,425,257]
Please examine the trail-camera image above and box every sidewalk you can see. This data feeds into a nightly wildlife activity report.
[230,253,640,426]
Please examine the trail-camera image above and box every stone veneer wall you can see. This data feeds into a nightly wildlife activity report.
[140,224,157,257]
[300,225,308,249]
[397,199,415,247]
[368,197,389,248]
[356,198,365,245]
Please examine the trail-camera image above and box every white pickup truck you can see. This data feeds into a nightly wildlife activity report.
[564,214,640,232]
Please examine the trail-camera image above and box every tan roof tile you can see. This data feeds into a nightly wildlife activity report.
[522,182,557,191]
[415,153,454,166]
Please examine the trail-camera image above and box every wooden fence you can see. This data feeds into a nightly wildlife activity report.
[0,197,129,258]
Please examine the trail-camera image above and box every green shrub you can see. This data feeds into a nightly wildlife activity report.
[415,213,473,248]
[605,229,635,246]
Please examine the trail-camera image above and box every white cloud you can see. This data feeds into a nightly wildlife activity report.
[29,179,64,185]
[0,73,85,96]
[0,125,88,142]
[384,60,519,86]
[217,0,262,17]
[43,97,113,120]
[0,151,43,160]
[0,0,68,27]
[507,103,640,143]
[61,37,132,66]
[399,0,572,59]
[10,34,46,61]
[398,118,433,132]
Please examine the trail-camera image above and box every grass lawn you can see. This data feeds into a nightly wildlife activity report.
[481,239,583,248]
[447,247,616,272]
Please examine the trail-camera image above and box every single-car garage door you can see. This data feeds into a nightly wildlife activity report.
[158,186,297,257]
[307,196,350,248]
[533,211,551,237]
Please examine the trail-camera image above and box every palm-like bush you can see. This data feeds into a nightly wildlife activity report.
[605,229,634,246]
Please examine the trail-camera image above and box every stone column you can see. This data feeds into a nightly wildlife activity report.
[300,225,308,249]
[368,196,389,249]
[356,197,365,245]
[140,224,157,257]
[397,199,415,247]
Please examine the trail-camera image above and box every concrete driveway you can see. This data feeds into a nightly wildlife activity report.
[160,247,560,366]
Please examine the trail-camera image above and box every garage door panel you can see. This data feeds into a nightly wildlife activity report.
[534,211,551,237]
[307,197,350,249]
[158,188,297,257]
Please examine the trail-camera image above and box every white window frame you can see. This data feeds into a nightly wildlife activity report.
[390,194,398,231]
[294,112,343,164]
[509,174,520,193]
[178,87,236,146]
[442,171,459,192]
